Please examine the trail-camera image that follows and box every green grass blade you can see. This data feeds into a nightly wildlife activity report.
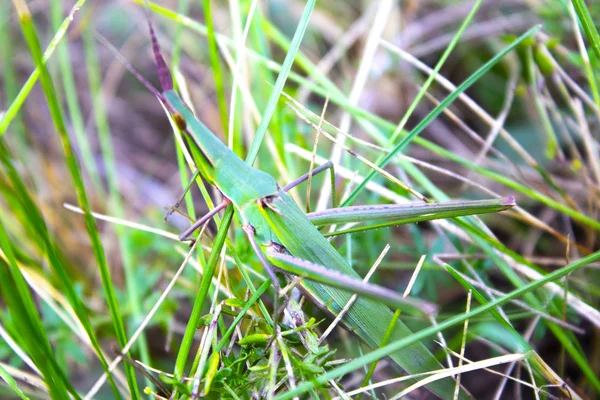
[356,309,401,400]
[12,1,139,396]
[571,0,600,61]
[0,12,28,156]
[0,219,74,399]
[50,0,103,194]
[387,0,482,144]
[173,207,234,377]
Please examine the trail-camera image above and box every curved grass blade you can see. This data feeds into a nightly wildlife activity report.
[0,220,74,399]
[11,1,139,396]
[0,0,87,136]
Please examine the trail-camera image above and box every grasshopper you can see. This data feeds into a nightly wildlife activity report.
[106,12,514,399]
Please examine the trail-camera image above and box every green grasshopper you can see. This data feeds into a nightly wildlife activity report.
[108,14,514,399]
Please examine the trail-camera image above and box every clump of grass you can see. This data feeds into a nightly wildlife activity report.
[1,1,600,399]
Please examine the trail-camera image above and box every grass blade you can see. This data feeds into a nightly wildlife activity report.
[11,1,139,396]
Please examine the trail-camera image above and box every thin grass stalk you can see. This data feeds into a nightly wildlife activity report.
[81,21,152,372]
[0,363,29,400]
[245,0,316,165]
[203,0,229,134]
[50,0,103,194]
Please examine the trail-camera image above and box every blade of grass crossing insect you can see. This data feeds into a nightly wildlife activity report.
[81,22,153,380]
[356,309,401,400]
[275,249,600,399]
[174,207,235,378]
[0,0,87,136]
[245,0,316,164]
[11,1,140,397]
[342,25,541,207]
[0,220,74,399]
[387,0,482,145]
[50,0,104,195]
[171,0,315,378]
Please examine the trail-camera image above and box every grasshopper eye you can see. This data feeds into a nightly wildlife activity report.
[173,112,187,131]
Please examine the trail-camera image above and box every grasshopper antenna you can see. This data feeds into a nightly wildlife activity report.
[95,32,166,103]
